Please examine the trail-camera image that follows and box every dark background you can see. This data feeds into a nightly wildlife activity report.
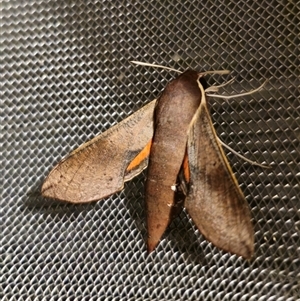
[2,1,299,300]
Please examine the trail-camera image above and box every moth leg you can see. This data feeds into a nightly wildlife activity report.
[205,77,236,93]
[206,80,268,99]
[205,79,269,168]
[218,137,270,169]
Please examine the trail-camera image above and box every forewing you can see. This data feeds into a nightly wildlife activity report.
[42,100,156,203]
[185,96,254,259]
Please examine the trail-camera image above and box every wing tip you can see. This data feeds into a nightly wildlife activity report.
[147,237,160,253]
[219,235,254,260]
[234,244,254,260]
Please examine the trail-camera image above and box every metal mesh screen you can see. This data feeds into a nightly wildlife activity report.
[2,1,299,300]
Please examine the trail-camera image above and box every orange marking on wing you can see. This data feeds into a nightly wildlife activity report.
[126,139,152,172]
[183,153,190,183]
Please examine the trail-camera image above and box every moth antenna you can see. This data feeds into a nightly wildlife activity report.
[206,80,268,99]
[199,70,231,76]
[130,61,181,73]
[131,61,232,76]
[218,137,271,169]
[205,78,236,93]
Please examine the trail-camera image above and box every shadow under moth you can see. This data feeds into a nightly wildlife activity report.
[42,62,267,259]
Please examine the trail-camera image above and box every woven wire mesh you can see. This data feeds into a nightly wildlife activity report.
[2,0,299,300]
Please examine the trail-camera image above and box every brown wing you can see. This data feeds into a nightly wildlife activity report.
[185,84,254,259]
[41,100,156,203]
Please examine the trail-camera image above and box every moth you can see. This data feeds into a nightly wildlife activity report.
[42,62,267,259]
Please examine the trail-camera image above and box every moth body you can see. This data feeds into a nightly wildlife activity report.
[145,70,201,252]
[41,66,258,259]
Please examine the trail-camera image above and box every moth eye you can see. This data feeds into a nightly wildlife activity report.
[199,77,209,90]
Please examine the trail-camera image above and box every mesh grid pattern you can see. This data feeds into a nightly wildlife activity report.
[2,1,299,300]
